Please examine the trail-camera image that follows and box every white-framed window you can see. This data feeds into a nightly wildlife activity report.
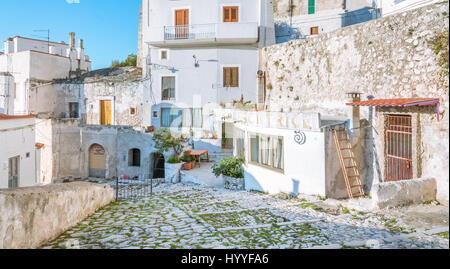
[162,76,176,101]
[249,133,284,173]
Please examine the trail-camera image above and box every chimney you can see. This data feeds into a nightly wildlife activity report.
[78,39,83,49]
[347,92,361,139]
[69,32,75,49]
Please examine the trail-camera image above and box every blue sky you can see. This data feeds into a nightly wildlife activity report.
[0,0,141,70]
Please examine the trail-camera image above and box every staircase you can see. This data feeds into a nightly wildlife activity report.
[333,129,365,199]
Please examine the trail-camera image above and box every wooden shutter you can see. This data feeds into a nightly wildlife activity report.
[223,67,239,87]
[100,100,112,125]
[231,67,239,87]
[311,27,319,35]
[223,6,238,22]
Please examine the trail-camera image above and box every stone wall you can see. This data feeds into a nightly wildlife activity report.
[0,182,114,249]
[261,3,449,204]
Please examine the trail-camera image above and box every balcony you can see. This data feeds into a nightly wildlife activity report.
[146,22,259,47]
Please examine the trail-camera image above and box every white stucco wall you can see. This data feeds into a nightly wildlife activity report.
[380,0,441,17]
[0,117,39,189]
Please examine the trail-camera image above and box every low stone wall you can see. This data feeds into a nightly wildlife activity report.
[0,182,114,249]
[372,178,437,209]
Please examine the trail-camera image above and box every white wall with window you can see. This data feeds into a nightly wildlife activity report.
[233,123,328,197]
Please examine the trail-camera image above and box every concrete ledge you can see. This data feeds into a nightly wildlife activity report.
[0,182,114,249]
[372,177,437,209]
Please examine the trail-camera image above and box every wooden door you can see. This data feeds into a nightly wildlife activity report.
[89,144,106,178]
[100,100,112,125]
[8,156,19,188]
[175,9,189,39]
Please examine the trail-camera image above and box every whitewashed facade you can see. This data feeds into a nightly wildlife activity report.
[0,34,91,115]
[379,0,441,17]
[140,0,276,139]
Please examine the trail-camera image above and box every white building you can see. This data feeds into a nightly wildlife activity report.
[139,0,276,142]
[274,0,379,43]
[379,0,441,17]
[0,114,46,189]
[0,33,91,115]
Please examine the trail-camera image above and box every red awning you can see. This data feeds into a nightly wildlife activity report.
[0,114,38,120]
[346,98,440,121]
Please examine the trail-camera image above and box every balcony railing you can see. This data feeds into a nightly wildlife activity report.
[164,24,216,40]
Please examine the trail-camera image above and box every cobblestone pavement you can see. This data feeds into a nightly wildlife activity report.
[43,183,449,249]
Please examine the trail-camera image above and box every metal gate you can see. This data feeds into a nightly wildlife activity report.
[385,115,413,181]
[114,178,154,201]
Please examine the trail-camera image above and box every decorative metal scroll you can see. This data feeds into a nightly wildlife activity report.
[294,130,306,145]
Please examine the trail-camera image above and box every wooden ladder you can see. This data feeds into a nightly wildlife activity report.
[333,129,365,199]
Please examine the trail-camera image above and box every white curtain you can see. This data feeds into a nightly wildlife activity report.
[273,137,284,170]
[250,135,259,163]
[183,109,192,127]
[192,108,202,128]
[261,136,271,166]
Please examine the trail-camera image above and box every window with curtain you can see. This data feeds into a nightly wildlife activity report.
[250,134,259,163]
[261,135,271,166]
[249,133,284,173]
[192,108,203,128]
[273,137,284,170]
[183,108,192,128]
[162,76,175,101]
[161,108,182,128]
[235,128,245,161]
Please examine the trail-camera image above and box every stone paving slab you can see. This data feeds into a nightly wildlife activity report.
[43,183,449,249]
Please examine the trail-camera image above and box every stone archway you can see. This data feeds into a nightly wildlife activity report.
[89,144,106,178]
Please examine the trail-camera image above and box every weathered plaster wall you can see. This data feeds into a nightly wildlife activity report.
[50,119,155,180]
[273,0,344,17]
[0,182,114,249]
[261,3,449,204]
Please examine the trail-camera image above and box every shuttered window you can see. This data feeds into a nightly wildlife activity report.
[310,26,319,35]
[223,6,239,22]
[223,67,239,87]
[308,0,315,15]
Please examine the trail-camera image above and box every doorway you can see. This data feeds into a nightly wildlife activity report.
[222,122,234,150]
[89,144,106,178]
[8,156,19,188]
[175,9,189,39]
[100,100,112,125]
[385,115,413,181]
[151,152,165,179]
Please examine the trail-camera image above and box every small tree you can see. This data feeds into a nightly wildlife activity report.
[152,128,185,159]
[111,54,137,68]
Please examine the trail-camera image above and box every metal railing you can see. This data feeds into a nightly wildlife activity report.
[164,24,216,40]
[114,178,155,201]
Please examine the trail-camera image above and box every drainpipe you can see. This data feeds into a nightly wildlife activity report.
[347,92,361,139]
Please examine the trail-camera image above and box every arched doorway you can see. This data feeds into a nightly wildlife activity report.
[89,144,106,178]
[151,152,165,179]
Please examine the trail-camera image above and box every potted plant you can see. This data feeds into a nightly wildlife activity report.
[147,126,155,132]
[182,151,196,170]
[212,156,245,190]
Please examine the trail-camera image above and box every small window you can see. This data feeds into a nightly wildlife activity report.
[69,102,79,118]
[26,152,30,158]
[310,27,319,35]
[249,133,284,173]
[153,111,158,118]
[130,108,136,115]
[160,50,168,60]
[162,76,176,101]
[128,148,141,167]
[223,6,239,22]
[223,67,239,87]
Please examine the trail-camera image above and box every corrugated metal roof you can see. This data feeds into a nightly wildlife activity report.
[346,98,440,107]
[0,114,38,120]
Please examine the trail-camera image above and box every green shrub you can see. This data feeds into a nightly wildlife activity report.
[167,157,181,164]
[111,54,137,68]
[212,156,244,178]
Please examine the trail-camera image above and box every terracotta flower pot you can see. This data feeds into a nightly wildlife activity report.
[184,162,193,170]
[147,126,155,132]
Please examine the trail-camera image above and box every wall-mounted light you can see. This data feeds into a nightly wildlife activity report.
[193,55,199,68]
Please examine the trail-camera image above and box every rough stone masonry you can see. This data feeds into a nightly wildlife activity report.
[260,2,449,205]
